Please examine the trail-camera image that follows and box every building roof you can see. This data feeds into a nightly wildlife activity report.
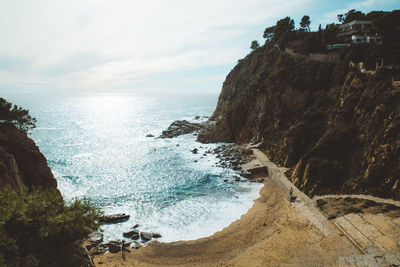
[339,20,371,28]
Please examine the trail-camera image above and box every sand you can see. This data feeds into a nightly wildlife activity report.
[93,179,359,266]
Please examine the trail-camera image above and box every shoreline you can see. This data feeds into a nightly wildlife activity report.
[93,149,359,266]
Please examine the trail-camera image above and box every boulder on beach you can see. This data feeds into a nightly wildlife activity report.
[241,159,268,177]
[140,232,153,242]
[107,240,131,253]
[85,232,104,250]
[108,240,122,253]
[100,213,130,224]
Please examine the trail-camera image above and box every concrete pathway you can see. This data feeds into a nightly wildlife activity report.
[252,149,337,236]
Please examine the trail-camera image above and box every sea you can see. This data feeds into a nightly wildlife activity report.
[5,93,262,243]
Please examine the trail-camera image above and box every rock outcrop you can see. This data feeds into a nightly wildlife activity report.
[159,120,209,138]
[198,44,400,200]
[0,124,57,190]
[100,213,130,224]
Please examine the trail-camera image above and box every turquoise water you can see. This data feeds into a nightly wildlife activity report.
[6,93,262,242]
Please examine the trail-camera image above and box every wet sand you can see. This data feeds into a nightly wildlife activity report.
[93,179,359,266]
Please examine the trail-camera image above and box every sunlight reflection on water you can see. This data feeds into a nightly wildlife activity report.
[12,94,262,242]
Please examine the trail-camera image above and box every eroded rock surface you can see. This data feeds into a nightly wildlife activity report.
[196,44,400,199]
[0,124,57,190]
[159,120,208,138]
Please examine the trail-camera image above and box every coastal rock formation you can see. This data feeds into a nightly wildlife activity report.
[198,44,400,199]
[159,120,209,138]
[101,213,130,224]
[123,229,139,239]
[0,124,57,189]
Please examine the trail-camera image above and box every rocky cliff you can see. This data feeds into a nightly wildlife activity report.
[199,44,400,200]
[0,123,57,190]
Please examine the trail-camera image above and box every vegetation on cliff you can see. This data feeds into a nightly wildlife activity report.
[0,98,103,266]
[0,98,36,133]
[0,188,103,267]
[199,9,400,199]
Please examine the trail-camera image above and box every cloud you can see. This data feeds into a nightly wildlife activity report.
[0,0,315,93]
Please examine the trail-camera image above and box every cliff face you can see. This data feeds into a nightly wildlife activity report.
[0,124,57,190]
[199,45,400,199]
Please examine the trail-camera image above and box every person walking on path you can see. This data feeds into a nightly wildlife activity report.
[289,187,294,201]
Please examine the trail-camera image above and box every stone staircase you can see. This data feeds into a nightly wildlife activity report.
[334,213,400,266]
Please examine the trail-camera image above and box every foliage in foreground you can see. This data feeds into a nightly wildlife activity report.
[0,98,36,133]
[0,188,103,267]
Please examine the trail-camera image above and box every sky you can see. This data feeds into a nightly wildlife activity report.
[0,0,398,95]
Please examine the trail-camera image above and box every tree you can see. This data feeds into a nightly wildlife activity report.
[0,97,36,133]
[250,40,260,51]
[300,15,311,32]
[322,23,340,44]
[273,16,295,41]
[0,188,103,267]
[263,26,275,43]
[343,9,366,23]
[371,10,400,44]
[318,24,322,42]
[337,10,365,24]
[337,14,344,23]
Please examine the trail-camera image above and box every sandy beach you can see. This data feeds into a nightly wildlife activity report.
[93,164,359,266]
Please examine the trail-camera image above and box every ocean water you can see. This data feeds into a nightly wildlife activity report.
[6,93,262,242]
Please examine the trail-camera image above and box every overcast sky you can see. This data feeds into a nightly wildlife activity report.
[0,0,397,95]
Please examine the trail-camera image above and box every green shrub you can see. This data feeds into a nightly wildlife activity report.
[0,188,103,267]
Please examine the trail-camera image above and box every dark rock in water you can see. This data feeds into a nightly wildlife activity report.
[240,170,251,178]
[176,144,180,146]
[146,134,154,137]
[123,229,139,238]
[234,176,241,182]
[132,224,139,229]
[194,116,200,120]
[159,120,207,138]
[86,232,103,250]
[130,233,140,240]
[224,179,228,182]
[101,213,130,224]
[140,232,152,242]
[192,148,198,154]
[152,233,162,238]
[193,160,198,163]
